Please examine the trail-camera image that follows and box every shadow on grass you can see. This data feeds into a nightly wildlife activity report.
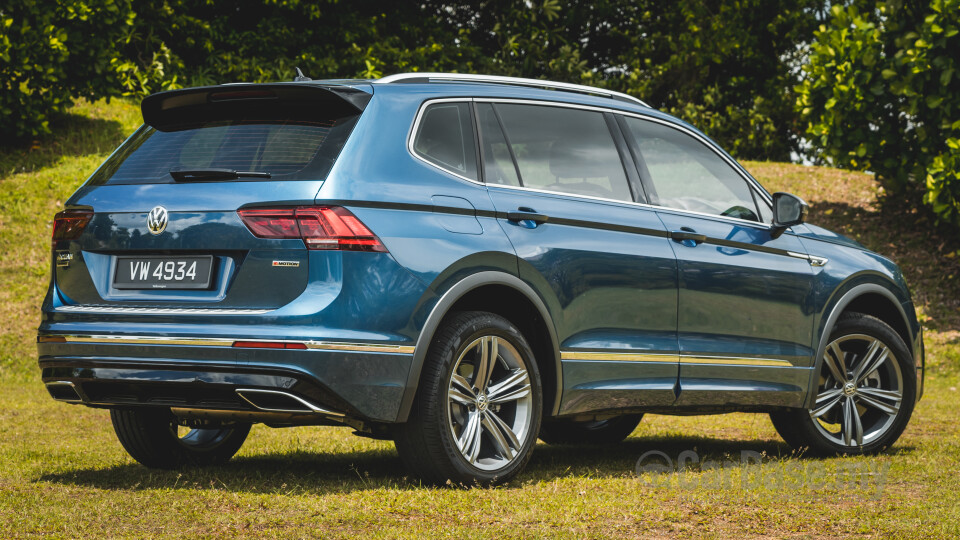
[0,110,128,173]
[37,434,910,493]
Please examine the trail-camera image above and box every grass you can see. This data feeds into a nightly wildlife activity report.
[1,99,959,537]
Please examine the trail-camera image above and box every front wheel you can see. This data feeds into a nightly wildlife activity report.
[771,312,916,455]
[394,311,542,485]
[110,408,250,468]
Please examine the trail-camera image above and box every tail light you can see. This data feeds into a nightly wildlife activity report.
[237,206,387,252]
[52,209,93,244]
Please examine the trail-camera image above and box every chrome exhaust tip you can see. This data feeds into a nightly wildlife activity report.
[45,381,82,403]
[234,388,343,417]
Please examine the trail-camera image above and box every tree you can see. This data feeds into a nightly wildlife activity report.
[798,0,960,227]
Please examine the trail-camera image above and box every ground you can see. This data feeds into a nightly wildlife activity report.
[1,99,958,538]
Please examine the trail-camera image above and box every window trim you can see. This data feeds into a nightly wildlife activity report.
[619,113,766,223]
[407,97,777,230]
[407,98,480,183]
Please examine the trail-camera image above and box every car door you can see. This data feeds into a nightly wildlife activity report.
[619,115,816,408]
[477,101,680,414]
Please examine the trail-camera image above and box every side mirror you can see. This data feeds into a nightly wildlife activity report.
[771,192,809,239]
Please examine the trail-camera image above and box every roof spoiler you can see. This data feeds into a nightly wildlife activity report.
[141,83,372,130]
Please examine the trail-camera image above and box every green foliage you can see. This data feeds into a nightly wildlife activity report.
[798,0,960,227]
[2,0,826,162]
[0,0,136,140]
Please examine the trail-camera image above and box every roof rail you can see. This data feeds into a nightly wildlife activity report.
[375,72,650,108]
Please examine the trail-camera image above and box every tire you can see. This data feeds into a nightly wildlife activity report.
[394,311,543,485]
[539,415,643,445]
[110,408,251,468]
[770,312,916,456]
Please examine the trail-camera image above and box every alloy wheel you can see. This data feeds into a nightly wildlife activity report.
[810,333,904,447]
[446,335,533,471]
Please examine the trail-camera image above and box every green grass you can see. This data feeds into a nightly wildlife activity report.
[1,100,959,537]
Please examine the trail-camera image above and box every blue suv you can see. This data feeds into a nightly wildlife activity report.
[39,73,924,484]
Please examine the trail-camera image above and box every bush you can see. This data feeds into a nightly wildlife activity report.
[0,0,136,141]
[798,0,960,228]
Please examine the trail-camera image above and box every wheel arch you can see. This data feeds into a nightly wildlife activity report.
[803,282,914,409]
[396,271,562,422]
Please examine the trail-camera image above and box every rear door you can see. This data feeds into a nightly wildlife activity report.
[56,84,367,309]
[619,115,815,408]
[478,101,680,415]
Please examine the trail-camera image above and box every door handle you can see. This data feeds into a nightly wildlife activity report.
[670,229,706,245]
[506,208,549,224]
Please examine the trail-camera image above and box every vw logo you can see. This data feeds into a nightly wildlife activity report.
[146,206,168,235]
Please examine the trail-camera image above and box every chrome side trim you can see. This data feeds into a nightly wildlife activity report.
[560,351,678,363]
[787,251,829,267]
[43,334,415,354]
[407,97,777,232]
[377,72,650,107]
[55,334,235,347]
[678,356,795,367]
[560,350,794,367]
[55,305,273,315]
[235,388,344,417]
[306,341,415,354]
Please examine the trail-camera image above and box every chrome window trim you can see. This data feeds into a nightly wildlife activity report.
[407,97,779,232]
[41,334,415,354]
[407,98,480,184]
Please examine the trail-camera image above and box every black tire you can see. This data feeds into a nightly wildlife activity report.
[110,408,251,468]
[539,415,643,445]
[394,311,543,485]
[770,312,916,456]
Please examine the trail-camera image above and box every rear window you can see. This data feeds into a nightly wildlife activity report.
[88,115,359,185]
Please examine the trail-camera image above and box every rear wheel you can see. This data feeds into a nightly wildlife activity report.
[110,408,250,468]
[394,311,542,485]
[771,312,915,455]
[539,415,643,445]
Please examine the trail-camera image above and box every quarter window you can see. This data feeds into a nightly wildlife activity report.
[624,117,761,222]
[413,102,478,181]
[492,103,633,202]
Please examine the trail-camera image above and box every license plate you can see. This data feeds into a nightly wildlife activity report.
[113,256,214,290]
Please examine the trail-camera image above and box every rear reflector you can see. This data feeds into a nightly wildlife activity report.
[52,209,93,243]
[232,341,307,350]
[238,206,386,252]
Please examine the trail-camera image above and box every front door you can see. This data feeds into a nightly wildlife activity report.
[620,115,816,408]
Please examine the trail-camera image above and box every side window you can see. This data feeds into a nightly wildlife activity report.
[413,102,478,181]
[493,103,633,202]
[623,117,761,222]
[476,103,521,186]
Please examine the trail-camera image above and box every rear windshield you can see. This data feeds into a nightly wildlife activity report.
[88,115,359,185]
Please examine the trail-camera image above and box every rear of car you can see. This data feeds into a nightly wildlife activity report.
[38,82,429,428]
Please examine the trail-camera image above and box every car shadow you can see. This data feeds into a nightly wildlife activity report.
[36,434,913,494]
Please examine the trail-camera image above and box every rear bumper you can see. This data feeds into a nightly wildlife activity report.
[38,335,414,423]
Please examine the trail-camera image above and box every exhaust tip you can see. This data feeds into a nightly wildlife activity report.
[235,388,342,416]
[46,381,82,402]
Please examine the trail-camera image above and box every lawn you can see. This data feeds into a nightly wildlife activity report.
[1,99,959,538]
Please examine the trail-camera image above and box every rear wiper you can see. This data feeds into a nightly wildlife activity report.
[169,168,272,181]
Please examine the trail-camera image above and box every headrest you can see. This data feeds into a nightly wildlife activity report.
[549,137,605,178]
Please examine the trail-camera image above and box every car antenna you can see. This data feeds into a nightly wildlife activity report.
[294,67,312,82]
